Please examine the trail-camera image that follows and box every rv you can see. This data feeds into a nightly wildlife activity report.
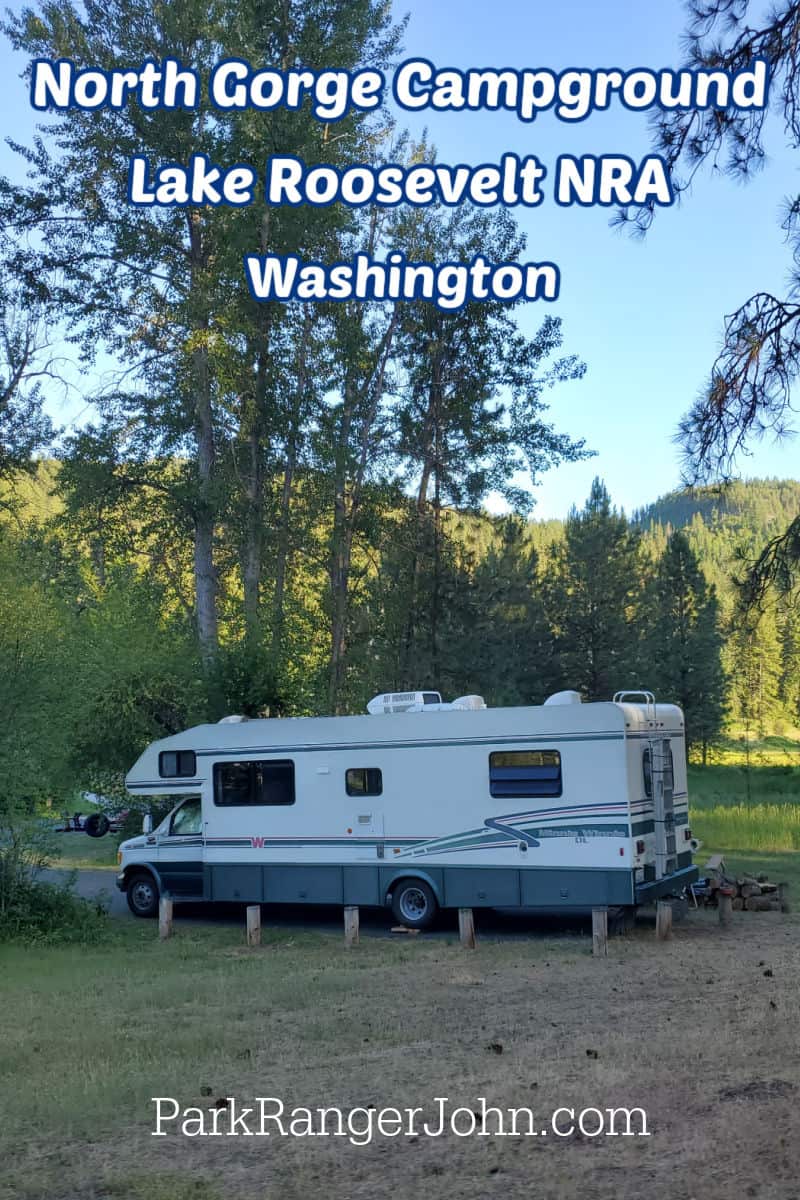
[117,689,698,927]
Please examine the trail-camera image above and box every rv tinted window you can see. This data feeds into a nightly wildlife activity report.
[159,750,196,778]
[489,750,561,799]
[345,768,383,797]
[253,761,295,806]
[214,760,295,806]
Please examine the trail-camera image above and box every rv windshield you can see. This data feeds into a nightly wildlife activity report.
[170,797,202,836]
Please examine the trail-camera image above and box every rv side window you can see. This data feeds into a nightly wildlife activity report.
[642,746,674,799]
[345,768,383,797]
[159,750,196,778]
[489,750,561,798]
[214,760,295,806]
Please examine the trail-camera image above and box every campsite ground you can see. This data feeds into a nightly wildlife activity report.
[2,906,800,1200]
[5,741,800,1200]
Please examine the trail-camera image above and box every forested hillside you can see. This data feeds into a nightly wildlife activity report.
[0,0,797,807]
[2,462,797,803]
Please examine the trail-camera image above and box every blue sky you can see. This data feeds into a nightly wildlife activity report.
[1,0,798,518]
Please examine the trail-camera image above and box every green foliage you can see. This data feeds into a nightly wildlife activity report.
[544,478,643,700]
[642,530,726,750]
[0,871,110,945]
[0,818,109,944]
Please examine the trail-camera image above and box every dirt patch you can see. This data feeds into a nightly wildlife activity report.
[3,912,800,1200]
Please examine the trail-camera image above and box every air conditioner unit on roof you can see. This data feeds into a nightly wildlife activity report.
[367,691,442,714]
[367,691,485,714]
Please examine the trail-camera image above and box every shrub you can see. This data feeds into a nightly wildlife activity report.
[0,872,109,944]
[0,817,109,944]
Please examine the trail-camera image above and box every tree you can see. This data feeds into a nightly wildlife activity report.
[778,598,800,725]
[726,605,784,738]
[643,530,726,758]
[469,517,554,705]
[387,194,588,684]
[2,0,401,666]
[620,0,800,604]
[545,478,643,700]
[0,282,54,487]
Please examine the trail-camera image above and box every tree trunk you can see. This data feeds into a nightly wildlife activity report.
[328,425,353,715]
[242,211,274,647]
[327,306,398,712]
[273,311,312,658]
[192,340,218,662]
[242,425,264,644]
[188,211,218,663]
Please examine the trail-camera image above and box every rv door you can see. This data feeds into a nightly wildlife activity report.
[154,796,205,899]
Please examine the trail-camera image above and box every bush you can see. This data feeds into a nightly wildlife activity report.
[0,872,109,944]
[0,816,110,944]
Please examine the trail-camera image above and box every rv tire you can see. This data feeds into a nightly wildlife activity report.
[85,812,110,838]
[390,879,437,930]
[126,871,159,918]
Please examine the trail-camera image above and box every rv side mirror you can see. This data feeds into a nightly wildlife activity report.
[142,813,153,834]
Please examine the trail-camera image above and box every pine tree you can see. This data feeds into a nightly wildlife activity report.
[470,517,553,706]
[545,479,643,701]
[727,607,783,739]
[644,530,726,758]
[778,600,800,728]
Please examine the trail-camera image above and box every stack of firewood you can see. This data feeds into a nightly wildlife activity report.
[693,866,789,912]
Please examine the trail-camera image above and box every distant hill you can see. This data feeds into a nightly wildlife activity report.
[631,479,800,540]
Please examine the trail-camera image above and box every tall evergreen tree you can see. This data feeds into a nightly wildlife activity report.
[469,517,554,706]
[644,530,726,758]
[778,600,800,726]
[545,478,643,700]
[726,608,784,739]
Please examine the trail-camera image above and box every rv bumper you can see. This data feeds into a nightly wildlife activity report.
[116,872,127,892]
[635,864,698,905]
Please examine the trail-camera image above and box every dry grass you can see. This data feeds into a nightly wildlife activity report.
[3,912,800,1200]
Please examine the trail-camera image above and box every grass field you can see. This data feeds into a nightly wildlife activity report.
[688,735,800,855]
[3,911,800,1200]
[49,832,119,870]
[5,739,798,1198]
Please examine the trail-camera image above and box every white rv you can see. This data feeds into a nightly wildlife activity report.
[117,689,697,927]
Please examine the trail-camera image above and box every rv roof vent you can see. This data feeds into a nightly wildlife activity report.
[450,694,486,711]
[218,714,249,724]
[367,691,442,715]
[544,690,582,706]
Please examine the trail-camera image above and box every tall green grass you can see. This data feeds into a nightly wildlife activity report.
[693,803,800,851]
[688,745,800,852]
[688,764,800,810]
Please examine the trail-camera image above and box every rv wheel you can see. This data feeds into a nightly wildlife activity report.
[126,872,159,918]
[84,812,110,838]
[391,879,437,930]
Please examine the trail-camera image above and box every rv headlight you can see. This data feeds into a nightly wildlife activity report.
[117,849,122,866]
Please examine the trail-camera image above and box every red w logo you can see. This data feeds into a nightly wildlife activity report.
[251,836,266,848]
